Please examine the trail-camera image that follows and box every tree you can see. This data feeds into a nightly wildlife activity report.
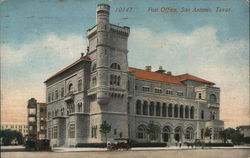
[220,128,243,144]
[0,129,23,145]
[145,121,158,141]
[204,127,212,142]
[99,121,111,142]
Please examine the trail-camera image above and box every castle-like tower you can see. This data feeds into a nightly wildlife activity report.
[86,4,130,141]
[45,4,224,147]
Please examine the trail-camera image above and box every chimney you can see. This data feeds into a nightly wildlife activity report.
[145,66,152,71]
[155,66,166,73]
[167,71,172,75]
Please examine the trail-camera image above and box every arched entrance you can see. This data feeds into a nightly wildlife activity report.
[174,126,182,142]
[162,126,171,142]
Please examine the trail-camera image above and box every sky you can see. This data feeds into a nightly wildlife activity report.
[0,0,249,128]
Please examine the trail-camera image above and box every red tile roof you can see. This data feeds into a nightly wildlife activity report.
[128,67,214,85]
[45,56,91,82]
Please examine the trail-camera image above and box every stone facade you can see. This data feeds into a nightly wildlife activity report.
[45,4,224,147]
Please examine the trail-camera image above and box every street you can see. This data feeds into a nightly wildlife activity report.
[1,146,250,158]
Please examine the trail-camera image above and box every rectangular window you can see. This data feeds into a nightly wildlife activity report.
[166,89,173,95]
[78,79,82,91]
[48,93,51,102]
[69,124,75,138]
[177,91,184,96]
[48,128,51,139]
[198,93,202,99]
[52,92,54,101]
[55,90,58,99]
[53,126,57,139]
[154,88,162,93]
[91,126,97,138]
[114,129,117,135]
[142,86,150,92]
[61,87,64,97]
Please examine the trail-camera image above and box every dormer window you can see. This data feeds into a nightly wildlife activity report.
[177,91,184,97]
[198,93,202,99]
[142,86,150,92]
[154,88,162,93]
[166,89,173,95]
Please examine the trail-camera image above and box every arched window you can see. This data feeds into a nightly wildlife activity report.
[174,127,182,142]
[156,102,161,116]
[110,63,121,70]
[210,94,217,103]
[92,63,96,71]
[68,83,73,93]
[136,100,142,115]
[78,79,82,91]
[149,124,160,141]
[162,126,171,142]
[143,101,148,115]
[201,110,204,120]
[190,106,194,119]
[92,77,97,87]
[185,106,189,118]
[212,112,216,120]
[149,102,154,116]
[180,105,184,118]
[137,125,146,139]
[168,104,172,117]
[174,104,178,118]
[162,103,167,117]
[185,127,194,140]
[78,103,82,112]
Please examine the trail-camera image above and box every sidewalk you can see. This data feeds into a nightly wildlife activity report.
[52,145,250,152]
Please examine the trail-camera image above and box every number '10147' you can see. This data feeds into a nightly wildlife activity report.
[115,7,133,12]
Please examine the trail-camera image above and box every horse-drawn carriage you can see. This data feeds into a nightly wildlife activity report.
[107,138,133,151]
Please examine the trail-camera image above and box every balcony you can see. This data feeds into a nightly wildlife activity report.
[208,103,220,108]
[64,92,74,102]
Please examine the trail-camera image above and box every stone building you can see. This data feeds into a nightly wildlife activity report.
[45,4,224,147]
[27,98,47,140]
[0,123,28,137]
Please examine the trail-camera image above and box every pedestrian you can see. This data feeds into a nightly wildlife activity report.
[175,140,178,147]
[179,141,182,148]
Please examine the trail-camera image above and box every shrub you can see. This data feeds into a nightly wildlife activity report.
[132,142,167,147]
[75,143,107,148]
[204,142,234,147]
[242,137,250,144]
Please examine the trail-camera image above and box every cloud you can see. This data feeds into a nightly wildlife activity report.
[1,33,86,123]
[129,26,249,127]
[1,33,86,66]
[1,26,249,127]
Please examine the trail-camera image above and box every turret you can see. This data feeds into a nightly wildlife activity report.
[96,4,110,24]
[96,4,111,105]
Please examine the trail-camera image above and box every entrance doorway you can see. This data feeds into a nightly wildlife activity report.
[162,126,171,142]
[174,126,182,142]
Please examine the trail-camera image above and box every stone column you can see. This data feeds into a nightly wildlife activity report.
[166,104,168,117]
[159,103,162,117]
[172,105,174,118]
